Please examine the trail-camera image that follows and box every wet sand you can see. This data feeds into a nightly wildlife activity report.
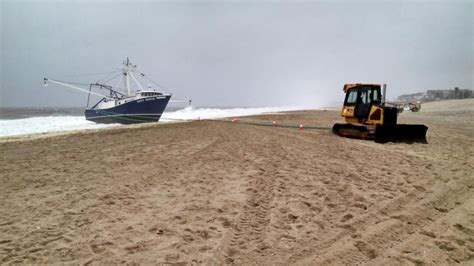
[1,99,473,264]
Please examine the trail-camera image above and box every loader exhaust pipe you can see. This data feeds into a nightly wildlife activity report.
[382,83,387,104]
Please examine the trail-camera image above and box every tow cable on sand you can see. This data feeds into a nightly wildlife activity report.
[216,118,332,131]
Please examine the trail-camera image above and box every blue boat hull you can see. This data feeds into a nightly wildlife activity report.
[85,95,171,124]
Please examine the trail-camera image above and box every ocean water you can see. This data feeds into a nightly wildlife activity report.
[0,106,303,138]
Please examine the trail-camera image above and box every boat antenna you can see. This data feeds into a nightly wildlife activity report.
[122,57,132,96]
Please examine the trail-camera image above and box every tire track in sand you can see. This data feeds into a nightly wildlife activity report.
[205,125,287,265]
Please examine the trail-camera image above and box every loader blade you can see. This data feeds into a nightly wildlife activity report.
[374,124,428,144]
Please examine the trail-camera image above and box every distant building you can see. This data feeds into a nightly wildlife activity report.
[398,92,426,101]
[397,87,473,102]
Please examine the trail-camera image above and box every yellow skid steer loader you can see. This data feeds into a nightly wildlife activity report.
[332,83,428,143]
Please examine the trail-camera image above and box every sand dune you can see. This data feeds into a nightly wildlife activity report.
[0,101,473,264]
[419,98,474,112]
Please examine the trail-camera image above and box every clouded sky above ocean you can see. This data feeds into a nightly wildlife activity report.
[1,0,472,107]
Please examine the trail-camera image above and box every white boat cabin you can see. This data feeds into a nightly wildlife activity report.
[96,91,164,109]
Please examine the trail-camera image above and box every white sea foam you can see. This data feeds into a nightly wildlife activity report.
[0,116,111,137]
[0,106,307,137]
[160,106,302,122]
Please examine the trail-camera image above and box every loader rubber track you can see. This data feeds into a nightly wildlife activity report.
[332,123,428,144]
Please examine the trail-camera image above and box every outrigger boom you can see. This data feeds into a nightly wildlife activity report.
[43,78,113,100]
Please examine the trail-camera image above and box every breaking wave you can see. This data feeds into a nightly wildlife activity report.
[0,106,305,138]
[160,106,301,121]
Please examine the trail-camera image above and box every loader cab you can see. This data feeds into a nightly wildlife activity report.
[343,84,381,120]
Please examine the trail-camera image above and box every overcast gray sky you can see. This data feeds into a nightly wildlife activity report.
[1,0,472,108]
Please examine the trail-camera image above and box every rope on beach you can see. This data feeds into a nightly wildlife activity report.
[219,119,332,131]
[172,117,330,131]
[162,117,332,130]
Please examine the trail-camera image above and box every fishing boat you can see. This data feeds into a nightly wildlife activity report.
[44,58,172,124]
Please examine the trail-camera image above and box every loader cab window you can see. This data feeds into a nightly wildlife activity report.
[358,86,381,104]
[360,91,368,104]
[345,85,381,106]
[354,85,381,118]
[345,89,358,105]
[368,89,380,104]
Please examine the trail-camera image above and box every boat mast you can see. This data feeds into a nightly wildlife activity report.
[122,57,132,96]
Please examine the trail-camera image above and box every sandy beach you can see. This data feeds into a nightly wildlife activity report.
[0,99,473,264]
